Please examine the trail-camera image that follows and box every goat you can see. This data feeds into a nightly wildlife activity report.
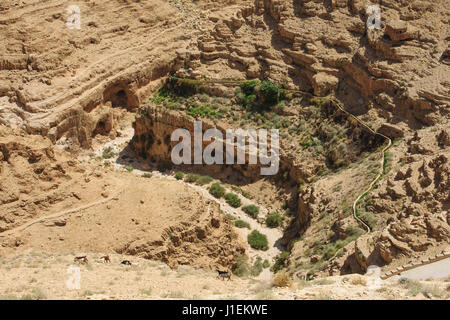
[74,256,88,264]
[99,255,111,263]
[216,270,231,281]
[121,260,132,266]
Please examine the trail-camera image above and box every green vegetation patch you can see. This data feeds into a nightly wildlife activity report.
[231,255,264,277]
[247,230,269,251]
[209,183,225,198]
[194,175,213,186]
[242,205,260,218]
[102,147,116,159]
[174,172,184,180]
[186,104,219,119]
[224,193,241,208]
[234,220,250,229]
[266,212,283,228]
[184,173,201,183]
[271,251,290,273]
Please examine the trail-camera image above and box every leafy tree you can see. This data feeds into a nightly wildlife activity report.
[260,80,281,105]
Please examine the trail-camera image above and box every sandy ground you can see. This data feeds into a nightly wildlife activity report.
[0,251,252,300]
[0,250,448,300]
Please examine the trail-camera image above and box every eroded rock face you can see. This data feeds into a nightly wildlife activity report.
[281,185,315,245]
[0,0,193,147]
[115,201,246,270]
[185,0,449,129]
[0,0,449,279]
[332,129,450,275]
[1,0,448,146]
[0,127,85,232]
[131,103,286,180]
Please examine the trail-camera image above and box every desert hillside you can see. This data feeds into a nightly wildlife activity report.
[0,0,448,300]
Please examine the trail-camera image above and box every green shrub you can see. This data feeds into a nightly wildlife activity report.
[234,220,250,229]
[125,165,134,172]
[240,80,259,95]
[266,212,283,228]
[187,104,218,119]
[271,251,290,272]
[102,147,116,159]
[250,257,264,277]
[195,175,213,186]
[242,94,257,107]
[209,183,225,198]
[322,241,346,260]
[184,173,200,183]
[247,230,269,251]
[242,205,260,218]
[237,80,259,108]
[168,77,205,96]
[142,173,152,178]
[260,80,281,106]
[225,193,241,208]
[263,259,270,269]
[174,172,184,180]
[232,255,250,277]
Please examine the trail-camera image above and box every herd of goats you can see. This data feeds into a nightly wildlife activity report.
[73,255,135,266]
[73,255,232,280]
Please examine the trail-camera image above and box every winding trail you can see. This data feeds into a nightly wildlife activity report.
[0,182,123,238]
[330,98,392,233]
[300,98,393,279]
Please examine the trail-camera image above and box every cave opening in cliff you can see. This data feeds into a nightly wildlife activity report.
[93,120,107,136]
[111,90,128,108]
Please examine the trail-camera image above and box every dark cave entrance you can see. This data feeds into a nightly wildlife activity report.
[111,89,128,108]
[93,120,108,136]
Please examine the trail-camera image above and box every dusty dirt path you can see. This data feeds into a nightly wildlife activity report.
[0,179,123,239]
[330,98,393,233]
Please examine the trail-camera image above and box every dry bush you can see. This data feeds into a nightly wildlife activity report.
[273,271,292,288]
[350,275,367,286]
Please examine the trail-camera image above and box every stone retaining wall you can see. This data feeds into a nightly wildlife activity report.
[381,249,450,279]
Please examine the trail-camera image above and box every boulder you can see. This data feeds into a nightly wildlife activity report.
[377,123,404,139]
